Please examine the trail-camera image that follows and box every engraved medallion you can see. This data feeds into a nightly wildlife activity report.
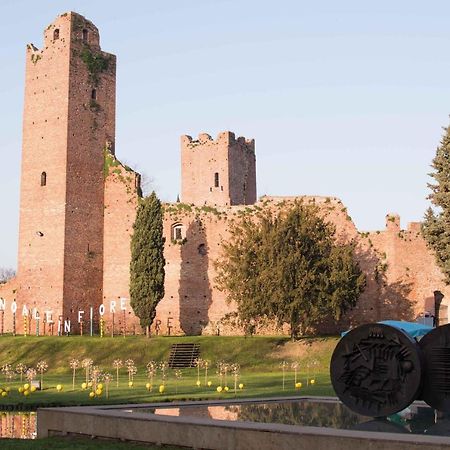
[331,323,423,417]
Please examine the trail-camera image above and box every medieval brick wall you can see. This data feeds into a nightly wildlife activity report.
[181,132,256,207]
[13,12,116,333]
[151,196,450,335]
[365,215,450,322]
[157,203,230,335]
[102,151,140,334]
[5,11,450,337]
[153,195,363,335]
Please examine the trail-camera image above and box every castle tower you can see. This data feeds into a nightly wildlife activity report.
[181,131,256,206]
[17,12,116,329]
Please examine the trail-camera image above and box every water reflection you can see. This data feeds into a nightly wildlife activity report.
[231,400,364,428]
[0,412,36,439]
[142,400,450,437]
[351,419,409,434]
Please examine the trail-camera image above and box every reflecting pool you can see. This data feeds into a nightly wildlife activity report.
[127,398,448,436]
[4,399,450,441]
[0,411,36,439]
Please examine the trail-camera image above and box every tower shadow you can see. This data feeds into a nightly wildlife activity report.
[179,218,212,335]
[349,244,415,325]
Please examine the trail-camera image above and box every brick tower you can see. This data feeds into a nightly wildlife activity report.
[17,12,116,330]
[181,131,256,206]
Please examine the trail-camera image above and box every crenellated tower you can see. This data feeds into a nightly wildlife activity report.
[17,12,116,328]
[181,131,256,206]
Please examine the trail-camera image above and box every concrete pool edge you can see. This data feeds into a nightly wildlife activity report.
[37,396,450,450]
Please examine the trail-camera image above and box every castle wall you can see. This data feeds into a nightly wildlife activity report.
[102,152,140,334]
[157,204,231,335]
[35,178,447,337]
[152,197,450,335]
[153,196,362,335]
[7,12,450,337]
[365,216,450,322]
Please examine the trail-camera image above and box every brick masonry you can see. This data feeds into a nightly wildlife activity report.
[2,12,116,333]
[1,12,449,336]
[181,132,256,206]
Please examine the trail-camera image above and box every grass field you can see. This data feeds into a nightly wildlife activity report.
[0,335,338,408]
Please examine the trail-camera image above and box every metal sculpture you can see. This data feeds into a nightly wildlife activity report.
[330,323,423,417]
[418,323,450,412]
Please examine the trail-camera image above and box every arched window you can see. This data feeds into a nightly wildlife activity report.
[53,29,60,40]
[40,172,47,187]
[214,172,219,188]
[82,29,88,43]
[91,89,97,100]
[171,223,184,241]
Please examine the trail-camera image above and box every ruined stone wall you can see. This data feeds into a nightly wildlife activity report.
[151,197,450,335]
[363,215,450,322]
[95,189,450,336]
[181,132,256,207]
[152,196,359,335]
[157,203,230,335]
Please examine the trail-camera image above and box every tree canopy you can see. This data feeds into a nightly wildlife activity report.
[130,192,165,331]
[215,202,365,338]
[423,123,450,283]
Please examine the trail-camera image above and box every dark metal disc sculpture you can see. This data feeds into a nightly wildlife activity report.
[331,323,423,417]
[419,323,450,412]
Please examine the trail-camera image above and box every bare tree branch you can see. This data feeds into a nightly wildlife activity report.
[0,268,16,284]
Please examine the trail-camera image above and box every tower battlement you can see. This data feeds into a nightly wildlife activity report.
[181,130,257,206]
[182,131,255,150]
[26,12,102,57]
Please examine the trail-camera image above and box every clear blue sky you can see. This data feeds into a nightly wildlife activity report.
[1,0,449,269]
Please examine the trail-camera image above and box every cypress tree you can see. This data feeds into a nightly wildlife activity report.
[423,123,450,282]
[130,192,165,334]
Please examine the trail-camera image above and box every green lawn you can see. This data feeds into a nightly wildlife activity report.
[0,335,338,408]
[0,371,334,409]
[0,335,339,447]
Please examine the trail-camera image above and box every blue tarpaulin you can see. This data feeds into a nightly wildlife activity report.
[341,320,434,338]
[378,320,433,338]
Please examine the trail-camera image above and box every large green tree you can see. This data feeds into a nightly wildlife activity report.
[423,123,450,283]
[215,202,365,338]
[130,192,165,334]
